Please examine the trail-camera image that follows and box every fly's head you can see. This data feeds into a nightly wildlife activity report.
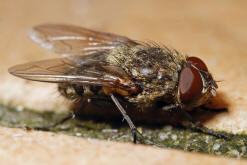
[178,56,217,110]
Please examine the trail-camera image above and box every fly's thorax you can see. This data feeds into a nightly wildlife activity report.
[58,83,104,100]
[107,44,186,108]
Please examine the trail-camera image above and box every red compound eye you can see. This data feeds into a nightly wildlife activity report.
[187,56,208,72]
[179,66,203,104]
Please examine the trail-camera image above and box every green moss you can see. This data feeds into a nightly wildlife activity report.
[0,104,247,159]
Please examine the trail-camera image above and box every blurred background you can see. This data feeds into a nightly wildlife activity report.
[2,0,247,65]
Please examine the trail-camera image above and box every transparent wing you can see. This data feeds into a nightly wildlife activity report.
[8,54,136,91]
[29,24,137,55]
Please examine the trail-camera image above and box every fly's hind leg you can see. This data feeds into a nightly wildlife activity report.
[34,113,75,131]
[34,99,88,131]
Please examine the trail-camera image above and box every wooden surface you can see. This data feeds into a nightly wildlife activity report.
[0,127,247,165]
[1,0,247,164]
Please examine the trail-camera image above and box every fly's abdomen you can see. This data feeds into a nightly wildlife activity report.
[58,83,103,100]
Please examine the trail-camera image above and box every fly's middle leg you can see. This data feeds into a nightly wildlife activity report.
[110,93,142,143]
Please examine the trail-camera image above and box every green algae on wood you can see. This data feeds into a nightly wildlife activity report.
[0,104,247,159]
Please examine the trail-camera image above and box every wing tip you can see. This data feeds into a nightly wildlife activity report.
[28,28,54,50]
[8,65,26,78]
[8,65,17,75]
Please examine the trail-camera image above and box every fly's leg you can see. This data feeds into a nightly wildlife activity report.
[92,94,156,145]
[161,104,227,112]
[110,93,141,143]
[34,99,88,131]
[34,113,75,131]
[200,105,228,112]
[180,110,229,139]
[161,104,229,139]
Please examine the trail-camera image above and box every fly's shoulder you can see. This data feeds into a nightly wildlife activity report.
[106,44,186,85]
[107,44,186,76]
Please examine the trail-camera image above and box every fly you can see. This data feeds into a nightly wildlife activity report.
[8,24,228,143]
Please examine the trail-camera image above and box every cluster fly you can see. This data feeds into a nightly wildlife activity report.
[8,24,228,143]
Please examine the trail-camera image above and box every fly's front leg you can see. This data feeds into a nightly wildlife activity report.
[161,104,229,139]
[180,109,229,139]
[200,105,228,112]
[110,93,141,143]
